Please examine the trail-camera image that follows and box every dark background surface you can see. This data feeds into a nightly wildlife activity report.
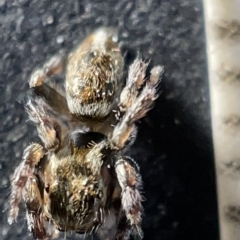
[0,0,219,239]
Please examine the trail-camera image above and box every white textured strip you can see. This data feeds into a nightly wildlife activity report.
[204,1,240,239]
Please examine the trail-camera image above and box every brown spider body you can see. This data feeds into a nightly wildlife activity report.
[8,28,163,240]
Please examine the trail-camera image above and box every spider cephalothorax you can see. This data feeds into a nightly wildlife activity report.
[8,28,163,240]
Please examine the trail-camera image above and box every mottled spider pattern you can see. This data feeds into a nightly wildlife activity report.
[8,28,163,240]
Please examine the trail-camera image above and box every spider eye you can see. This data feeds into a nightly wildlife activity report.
[68,131,106,148]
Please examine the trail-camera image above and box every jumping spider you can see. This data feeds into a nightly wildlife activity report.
[8,28,163,240]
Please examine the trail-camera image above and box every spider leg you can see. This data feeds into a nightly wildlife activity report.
[25,98,62,151]
[84,140,107,175]
[25,175,47,239]
[8,143,45,225]
[24,174,58,240]
[114,156,144,239]
[26,212,48,240]
[111,62,163,150]
[29,52,69,116]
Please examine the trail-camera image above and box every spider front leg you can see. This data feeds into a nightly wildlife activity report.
[111,60,163,150]
[8,143,45,225]
[29,52,69,116]
[114,156,143,239]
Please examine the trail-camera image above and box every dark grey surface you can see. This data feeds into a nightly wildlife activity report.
[0,0,219,239]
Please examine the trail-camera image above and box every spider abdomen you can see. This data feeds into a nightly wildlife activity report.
[66,28,124,118]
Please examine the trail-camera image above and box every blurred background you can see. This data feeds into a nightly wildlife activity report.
[0,0,219,239]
